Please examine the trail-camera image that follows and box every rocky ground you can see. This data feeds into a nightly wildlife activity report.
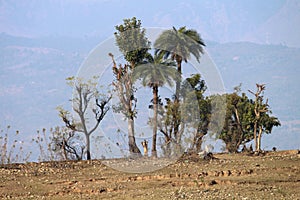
[0,150,299,199]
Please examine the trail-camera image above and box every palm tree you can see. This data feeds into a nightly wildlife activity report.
[133,54,178,157]
[154,26,205,93]
[154,26,205,139]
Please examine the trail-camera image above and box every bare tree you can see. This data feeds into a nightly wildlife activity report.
[50,127,85,160]
[58,77,111,160]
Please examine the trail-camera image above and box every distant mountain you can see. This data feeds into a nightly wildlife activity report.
[150,0,286,44]
[2,0,299,47]
[0,33,104,52]
[244,0,300,47]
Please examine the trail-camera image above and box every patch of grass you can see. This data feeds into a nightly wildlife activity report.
[0,125,31,164]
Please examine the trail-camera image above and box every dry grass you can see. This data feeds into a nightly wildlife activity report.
[0,150,299,199]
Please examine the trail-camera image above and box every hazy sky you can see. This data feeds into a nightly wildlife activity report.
[1,0,299,46]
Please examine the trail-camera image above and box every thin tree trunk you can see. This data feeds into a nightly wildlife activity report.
[234,107,244,150]
[128,117,141,157]
[62,140,68,160]
[253,120,257,152]
[253,109,260,152]
[174,56,182,141]
[85,134,91,160]
[175,60,182,101]
[257,126,263,152]
[152,85,158,158]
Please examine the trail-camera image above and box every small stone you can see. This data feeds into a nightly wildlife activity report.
[99,187,107,193]
[208,180,217,185]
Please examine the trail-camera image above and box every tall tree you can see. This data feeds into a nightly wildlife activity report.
[58,77,111,160]
[181,74,210,152]
[154,26,205,140]
[132,54,178,157]
[248,84,281,152]
[155,74,209,156]
[112,17,151,157]
[110,54,141,156]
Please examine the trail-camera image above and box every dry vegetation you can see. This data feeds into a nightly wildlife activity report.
[0,150,299,200]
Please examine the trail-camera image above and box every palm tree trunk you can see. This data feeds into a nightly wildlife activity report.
[175,56,182,100]
[174,56,182,142]
[152,85,158,158]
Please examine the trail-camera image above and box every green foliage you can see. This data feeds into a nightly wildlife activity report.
[114,17,151,66]
[112,17,154,156]
[154,26,206,153]
[216,85,281,153]
[154,26,205,65]
[259,114,281,134]
[154,73,210,154]
[181,74,210,151]
[132,54,179,157]
[217,92,254,153]
[132,54,178,88]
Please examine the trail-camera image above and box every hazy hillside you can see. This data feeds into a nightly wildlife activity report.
[245,0,300,47]
[0,35,85,135]
[207,41,300,119]
[0,34,299,156]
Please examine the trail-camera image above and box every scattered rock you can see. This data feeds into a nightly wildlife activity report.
[208,180,217,185]
[99,187,107,193]
[288,150,300,155]
[222,170,231,177]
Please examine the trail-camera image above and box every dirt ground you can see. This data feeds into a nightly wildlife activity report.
[0,150,299,200]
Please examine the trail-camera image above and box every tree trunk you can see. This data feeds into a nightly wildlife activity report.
[194,131,204,152]
[174,56,182,141]
[253,120,257,152]
[253,110,260,152]
[175,58,182,101]
[62,140,68,160]
[128,117,141,157]
[234,106,244,147]
[257,126,263,152]
[85,134,91,160]
[152,85,158,158]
